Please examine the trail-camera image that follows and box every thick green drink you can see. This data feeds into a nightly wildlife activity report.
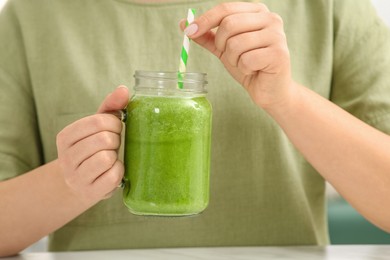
[123,71,212,216]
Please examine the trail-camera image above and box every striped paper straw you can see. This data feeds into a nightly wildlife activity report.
[178,8,196,89]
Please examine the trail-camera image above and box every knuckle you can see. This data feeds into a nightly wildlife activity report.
[225,37,240,53]
[221,16,235,32]
[269,12,284,25]
[271,45,290,71]
[258,3,269,12]
[97,132,117,148]
[239,53,255,74]
[90,114,122,134]
[99,150,117,167]
[275,31,287,42]
[273,44,290,59]
[117,162,125,177]
[90,115,107,130]
[107,167,123,186]
[115,162,125,181]
[101,132,113,146]
[197,13,212,27]
[115,121,123,135]
[219,3,233,14]
[107,114,123,133]
[114,116,123,131]
[225,40,240,66]
[56,131,66,149]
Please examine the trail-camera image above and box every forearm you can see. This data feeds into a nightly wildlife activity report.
[0,160,96,257]
[266,83,390,231]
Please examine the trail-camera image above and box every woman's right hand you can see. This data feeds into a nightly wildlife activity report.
[56,86,129,205]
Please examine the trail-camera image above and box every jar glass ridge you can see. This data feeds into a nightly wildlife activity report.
[134,71,208,96]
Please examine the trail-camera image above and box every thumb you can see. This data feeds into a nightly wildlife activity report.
[97,85,130,113]
[179,19,221,58]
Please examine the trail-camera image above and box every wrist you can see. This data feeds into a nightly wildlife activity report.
[261,80,302,120]
[53,159,100,209]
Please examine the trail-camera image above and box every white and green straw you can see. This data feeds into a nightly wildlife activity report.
[178,8,196,89]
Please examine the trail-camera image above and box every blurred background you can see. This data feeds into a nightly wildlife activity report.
[0,0,389,253]
[0,0,389,25]
[371,0,390,26]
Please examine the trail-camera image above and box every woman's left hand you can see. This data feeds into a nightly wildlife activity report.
[181,2,296,110]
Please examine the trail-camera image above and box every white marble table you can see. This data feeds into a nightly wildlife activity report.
[3,245,390,260]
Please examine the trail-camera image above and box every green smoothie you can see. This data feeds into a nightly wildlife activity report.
[123,95,212,216]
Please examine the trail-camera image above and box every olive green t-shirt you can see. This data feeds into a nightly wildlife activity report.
[1,0,390,251]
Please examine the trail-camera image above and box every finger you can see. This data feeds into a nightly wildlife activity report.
[66,131,121,169]
[237,45,289,75]
[215,12,282,53]
[92,160,124,195]
[185,2,269,38]
[76,150,118,185]
[223,28,285,67]
[97,85,130,113]
[194,31,222,58]
[180,18,221,58]
[57,114,122,150]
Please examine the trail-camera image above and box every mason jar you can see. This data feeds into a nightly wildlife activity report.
[122,71,212,216]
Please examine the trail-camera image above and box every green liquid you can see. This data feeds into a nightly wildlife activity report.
[123,95,212,216]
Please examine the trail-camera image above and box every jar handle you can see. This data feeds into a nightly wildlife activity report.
[107,109,127,122]
[107,109,127,188]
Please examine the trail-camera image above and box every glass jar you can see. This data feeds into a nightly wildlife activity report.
[122,71,212,216]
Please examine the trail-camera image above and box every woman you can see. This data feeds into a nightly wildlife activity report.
[0,0,390,256]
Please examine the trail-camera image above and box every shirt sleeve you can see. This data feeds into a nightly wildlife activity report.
[0,2,43,181]
[331,0,390,134]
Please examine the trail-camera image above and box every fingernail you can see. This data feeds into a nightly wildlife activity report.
[117,85,128,89]
[184,23,198,36]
